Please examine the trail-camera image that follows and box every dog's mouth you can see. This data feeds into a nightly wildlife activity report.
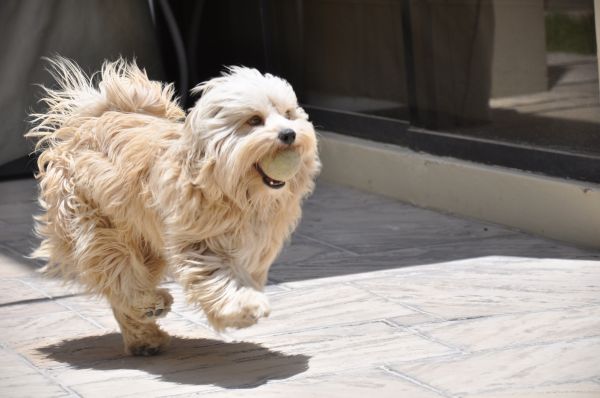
[255,164,286,189]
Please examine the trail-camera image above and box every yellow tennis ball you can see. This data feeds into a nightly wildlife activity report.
[258,149,302,181]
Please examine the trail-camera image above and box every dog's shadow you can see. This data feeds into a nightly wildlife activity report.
[37,333,309,389]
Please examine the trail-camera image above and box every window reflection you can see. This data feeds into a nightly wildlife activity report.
[273,0,598,155]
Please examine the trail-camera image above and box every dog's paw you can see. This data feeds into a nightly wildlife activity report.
[125,328,171,356]
[208,287,270,330]
[129,344,162,356]
[135,288,173,322]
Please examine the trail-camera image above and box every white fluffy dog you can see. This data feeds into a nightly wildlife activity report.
[26,58,320,355]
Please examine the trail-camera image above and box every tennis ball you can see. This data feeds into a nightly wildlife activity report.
[258,149,301,181]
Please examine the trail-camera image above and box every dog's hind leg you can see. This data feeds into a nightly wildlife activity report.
[107,281,173,356]
[103,258,174,356]
[106,271,173,355]
[69,213,173,355]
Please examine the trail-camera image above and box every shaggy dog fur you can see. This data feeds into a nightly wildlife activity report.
[26,58,320,356]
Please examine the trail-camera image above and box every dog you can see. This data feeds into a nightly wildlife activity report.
[26,58,320,355]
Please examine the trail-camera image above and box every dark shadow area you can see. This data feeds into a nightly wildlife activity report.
[270,235,600,284]
[0,155,36,180]
[37,333,309,389]
[547,63,569,89]
[450,107,600,157]
[0,177,45,270]
[2,179,599,287]
[268,182,600,283]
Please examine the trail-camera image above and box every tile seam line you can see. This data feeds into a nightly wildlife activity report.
[412,303,600,329]
[348,281,600,321]
[395,302,600,330]
[3,343,82,398]
[386,334,600,368]
[0,293,82,308]
[275,256,599,291]
[382,318,469,354]
[355,231,520,256]
[445,377,600,397]
[465,333,600,356]
[157,360,465,398]
[347,280,448,321]
[379,365,454,398]
[291,229,569,262]
[413,302,600,325]
[169,309,219,335]
[17,279,106,331]
[294,232,360,255]
[224,318,410,340]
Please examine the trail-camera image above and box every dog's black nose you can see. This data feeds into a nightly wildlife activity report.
[278,129,296,145]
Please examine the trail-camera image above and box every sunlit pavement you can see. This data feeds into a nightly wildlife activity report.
[1,178,599,397]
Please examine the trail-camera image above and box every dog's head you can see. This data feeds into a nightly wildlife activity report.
[185,67,320,204]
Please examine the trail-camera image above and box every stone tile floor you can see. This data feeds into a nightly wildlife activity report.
[1,177,599,397]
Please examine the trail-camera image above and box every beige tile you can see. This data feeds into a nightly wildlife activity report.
[20,275,83,298]
[470,381,600,398]
[71,376,210,398]
[278,268,411,289]
[228,284,419,339]
[420,258,600,289]
[0,279,47,305]
[0,310,102,349]
[0,347,69,398]
[248,321,456,377]
[200,368,442,398]
[414,306,600,352]
[276,254,598,290]
[55,294,119,330]
[0,346,43,379]
[0,373,70,398]
[159,315,220,339]
[354,259,600,319]
[386,312,439,326]
[165,284,209,325]
[0,298,66,320]
[388,336,600,396]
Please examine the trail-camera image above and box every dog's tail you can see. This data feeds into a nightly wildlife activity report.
[26,57,185,150]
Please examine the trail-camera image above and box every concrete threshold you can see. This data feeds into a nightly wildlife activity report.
[318,131,600,249]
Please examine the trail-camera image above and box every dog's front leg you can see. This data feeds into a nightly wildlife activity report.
[174,250,270,331]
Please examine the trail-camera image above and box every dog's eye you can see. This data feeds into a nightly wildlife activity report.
[284,110,293,120]
[247,115,264,127]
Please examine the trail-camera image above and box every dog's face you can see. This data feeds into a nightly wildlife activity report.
[186,67,319,202]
